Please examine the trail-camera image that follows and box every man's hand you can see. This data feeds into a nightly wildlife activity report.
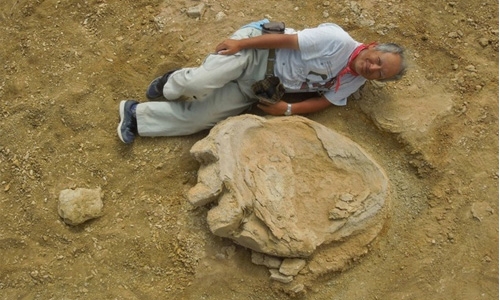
[257,101,289,116]
[215,39,241,55]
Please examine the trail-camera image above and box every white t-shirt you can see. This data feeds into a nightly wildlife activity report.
[274,23,367,106]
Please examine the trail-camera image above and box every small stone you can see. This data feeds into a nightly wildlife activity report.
[269,269,293,283]
[478,38,489,47]
[340,193,354,202]
[471,201,494,221]
[187,3,205,18]
[251,251,265,265]
[279,258,307,276]
[465,65,476,72]
[329,208,349,220]
[290,283,305,294]
[251,252,282,268]
[215,12,226,22]
[58,187,103,226]
[263,255,282,269]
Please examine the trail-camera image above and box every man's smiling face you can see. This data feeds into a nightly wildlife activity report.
[351,45,403,81]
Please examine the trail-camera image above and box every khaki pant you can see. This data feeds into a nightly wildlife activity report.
[136,27,268,137]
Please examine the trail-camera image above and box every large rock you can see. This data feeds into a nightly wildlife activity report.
[188,114,390,259]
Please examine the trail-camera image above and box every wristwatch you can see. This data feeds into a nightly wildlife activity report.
[284,103,292,116]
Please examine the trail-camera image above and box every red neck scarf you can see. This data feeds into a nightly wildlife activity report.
[335,42,375,92]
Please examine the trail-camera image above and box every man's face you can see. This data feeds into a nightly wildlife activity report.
[352,45,402,80]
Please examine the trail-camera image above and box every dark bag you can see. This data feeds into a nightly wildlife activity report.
[261,21,285,34]
[252,76,285,105]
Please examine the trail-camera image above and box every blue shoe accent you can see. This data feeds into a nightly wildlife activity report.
[117,100,138,144]
[146,77,163,100]
[145,69,179,100]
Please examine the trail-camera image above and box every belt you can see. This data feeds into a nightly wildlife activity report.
[265,49,275,77]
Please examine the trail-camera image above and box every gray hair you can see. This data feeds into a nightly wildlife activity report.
[374,43,407,81]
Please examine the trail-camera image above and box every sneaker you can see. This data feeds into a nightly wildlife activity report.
[146,77,163,100]
[145,69,178,100]
[117,100,138,144]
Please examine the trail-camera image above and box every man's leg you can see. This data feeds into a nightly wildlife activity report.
[117,26,270,142]
[152,27,267,102]
[137,81,253,137]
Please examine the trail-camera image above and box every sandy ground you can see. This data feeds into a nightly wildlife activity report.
[0,0,498,299]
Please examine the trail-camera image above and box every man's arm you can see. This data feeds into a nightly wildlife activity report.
[216,34,299,55]
[257,95,333,116]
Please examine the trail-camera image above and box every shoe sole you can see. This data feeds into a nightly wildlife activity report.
[117,100,127,143]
